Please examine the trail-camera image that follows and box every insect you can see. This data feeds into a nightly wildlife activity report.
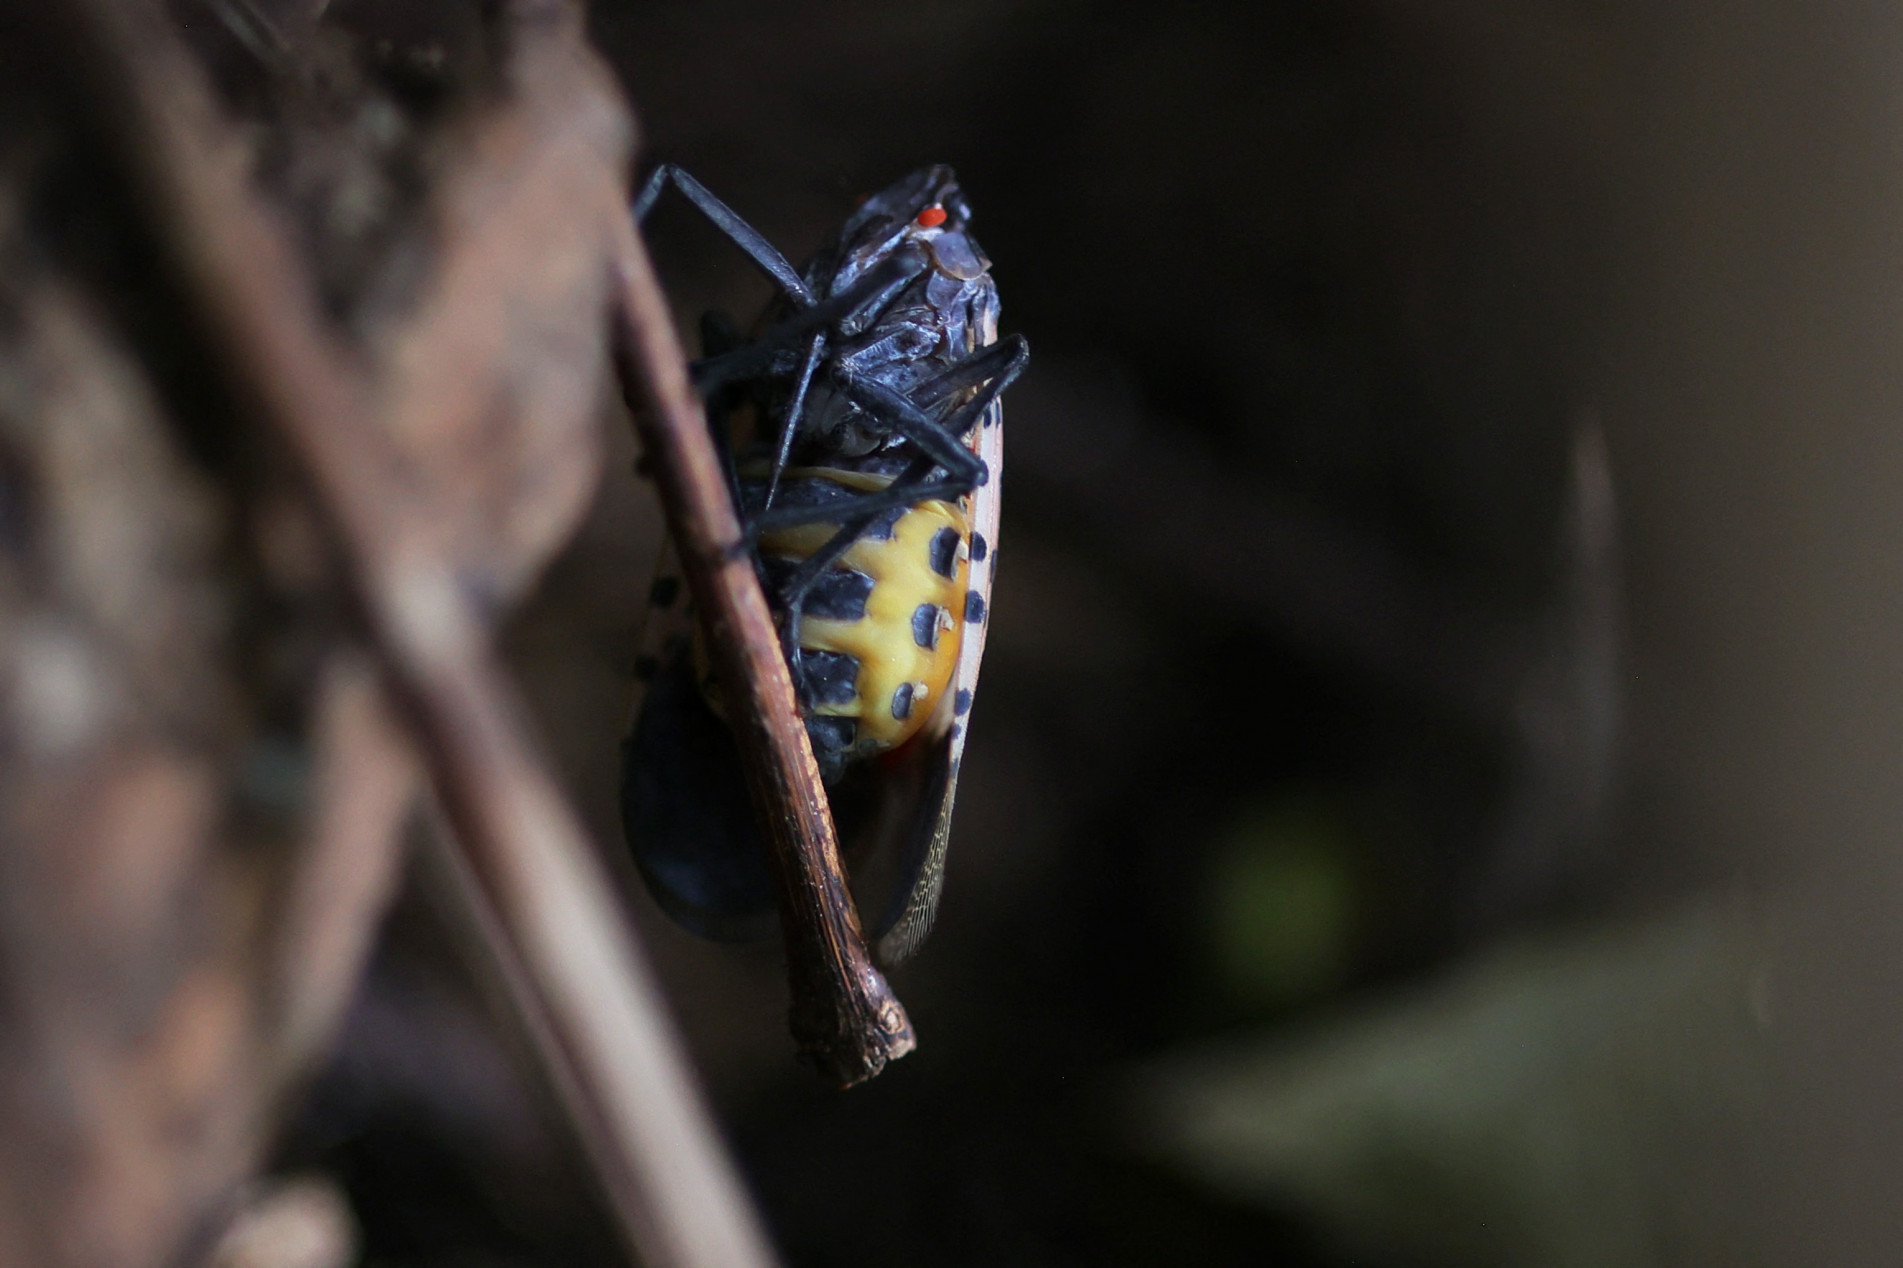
[620,164,1027,966]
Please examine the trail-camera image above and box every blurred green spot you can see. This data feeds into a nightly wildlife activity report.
[1206,800,1360,1008]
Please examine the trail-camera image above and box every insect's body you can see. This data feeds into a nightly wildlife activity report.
[623,164,1022,964]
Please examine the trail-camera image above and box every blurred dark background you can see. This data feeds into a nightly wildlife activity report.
[276,2,1903,1264]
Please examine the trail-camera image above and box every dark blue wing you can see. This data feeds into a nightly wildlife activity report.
[620,637,778,941]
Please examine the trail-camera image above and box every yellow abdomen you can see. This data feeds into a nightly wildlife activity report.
[759,469,969,753]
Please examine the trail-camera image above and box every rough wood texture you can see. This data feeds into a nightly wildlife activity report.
[0,0,780,1265]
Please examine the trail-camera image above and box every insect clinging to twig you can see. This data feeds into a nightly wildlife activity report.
[621,163,1026,966]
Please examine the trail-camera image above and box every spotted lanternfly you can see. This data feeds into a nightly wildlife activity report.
[621,164,1026,966]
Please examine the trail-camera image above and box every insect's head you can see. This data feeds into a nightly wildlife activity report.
[848,165,969,233]
[833,165,991,285]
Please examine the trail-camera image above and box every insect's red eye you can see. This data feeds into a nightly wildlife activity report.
[915,206,948,229]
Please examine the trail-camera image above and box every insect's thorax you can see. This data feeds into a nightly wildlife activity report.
[792,232,1000,453]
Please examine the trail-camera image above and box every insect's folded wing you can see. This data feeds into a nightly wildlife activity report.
[620,639,779,940]
[620,538,778,940]
[869,739,960,966]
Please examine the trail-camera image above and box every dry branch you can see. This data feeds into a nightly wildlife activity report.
[609,218,917,1087]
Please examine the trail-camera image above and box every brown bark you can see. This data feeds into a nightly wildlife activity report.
[0,0,778,1264]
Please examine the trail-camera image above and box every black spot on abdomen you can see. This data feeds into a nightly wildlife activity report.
[912,603,941,649]
[891,682,915,720]
[969,532,988,563]
[929,526,961,578]
[964,591,986,623]
[764,558,874,622]
[805,715,855,784]
[800,650,859,706]
[809,567,875,621]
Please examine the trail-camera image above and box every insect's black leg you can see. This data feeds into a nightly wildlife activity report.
[690,246,929,392]
[914,334,1030,418]
[746,446,980,540]
[633,164,815,307]
[920,335,1030,439]
[832,368,987,491]
[763,333,826,513]
[745,337,1026,536]
[773,514,860,688]
[749,471,976,537]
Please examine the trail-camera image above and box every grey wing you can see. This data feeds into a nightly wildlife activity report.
[872,748,960,965]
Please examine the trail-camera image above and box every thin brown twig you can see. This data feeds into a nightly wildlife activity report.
[607,215,917,1087]
[46,1,782,1264]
